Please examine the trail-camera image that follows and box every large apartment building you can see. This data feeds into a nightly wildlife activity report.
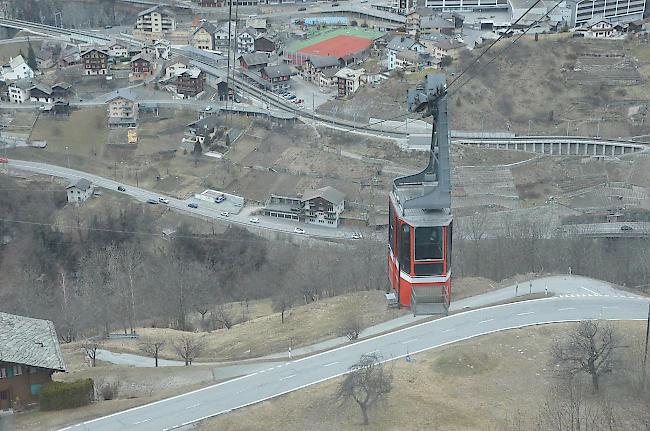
[135,6,176,36]
[566,0,646,26]
[425,0,508,10]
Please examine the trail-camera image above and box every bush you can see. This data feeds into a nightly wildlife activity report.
[40,379,94,411]
[99,381,120,400]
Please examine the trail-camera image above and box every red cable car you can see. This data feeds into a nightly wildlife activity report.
[388,75,452,315]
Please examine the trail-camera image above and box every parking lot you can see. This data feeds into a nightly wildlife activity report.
[287,76,335,111]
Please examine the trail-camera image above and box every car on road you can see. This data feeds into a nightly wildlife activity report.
[104,25,113,29]
[249,217,260,223]
[287,94,297,100]
[298,6,307,10]
[158,197,170,204]
[188,202,199,209]
[233,202,242,207]
[351,232,363,239]
[146,198,159,204]
[294,227,305,234]
[0,157,8,163]
[204,106,213,111]
[215,194,226,203]
[621,225,633,231]
[332,2,339,6]
[220,211,229,217]
[117,185,126,192]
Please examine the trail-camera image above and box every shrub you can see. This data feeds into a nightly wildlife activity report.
[40,379,94,411]
[99,381,120,400]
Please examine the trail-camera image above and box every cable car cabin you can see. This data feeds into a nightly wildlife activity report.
[388,74,453,315]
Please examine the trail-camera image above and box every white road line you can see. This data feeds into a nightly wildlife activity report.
[516,312,534,316]
[442,328,453,332]
[580,286,600,295]
[402,338,417,344]
[185,403,200,409]
[479,319,494,324]
[324,362,339,367]
[279,374,296,381]
[558,307,576,311]
[133,418,151,425]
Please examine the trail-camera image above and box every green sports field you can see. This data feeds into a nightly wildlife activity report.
[288,27,385,52]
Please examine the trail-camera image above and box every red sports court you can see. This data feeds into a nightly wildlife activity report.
[297,35,372,58]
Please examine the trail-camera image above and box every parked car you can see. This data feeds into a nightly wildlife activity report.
[287,94,297,100]
[249,217,260,224]
[621,225,633,231]
[188,202,199,209]
[204,106,213,111]
[220,211,229,217]
[294,227,305,234]
[215,194,226,203]
[146,198,159,204]
[351,232,363,239]
[332,3,339,6]
[298,6,307,10]
[158,197,169,204]
[233,202,243,207]
[117,185,126,192]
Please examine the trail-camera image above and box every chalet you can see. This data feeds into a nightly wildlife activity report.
[254,35,276,54]
[154,39,171,59]
[334,67,364,97]
[186,115,220,144]
[260,64,292,91]
[246,17,267,32]
[237,27,257,53]
[428,39,465,60]
[35,48,54,69]
[239,52,269,71]
[29,83,54,103]
[577,18,616,38]
[318,68,340,88]
[386,36,426,70]
[304,56,340,83]
[66,178,94,203]
[1,55,34,81]
[302,186,345,228]
[191,21,217,51]
[395,50,431,71]
[176,68,205,98]
[107,42,129,58]
[81,48,109,76]
[214,25,231,50]
[165,57,190,79]
[7,80,31,104]
[134,5,176,38]
[103,89,138,127]
[130,53,155,80]
[0,312,66,410]
[51,82,72,101]
[59,46,81,67]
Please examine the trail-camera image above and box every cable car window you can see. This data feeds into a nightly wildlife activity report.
[388,203,394,252]
[447,222,452,269]
[399,223,411,271]
[415,226,444,260]
[414,262,444,276]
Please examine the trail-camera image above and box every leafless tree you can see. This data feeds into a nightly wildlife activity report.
[335,353,392,425]
[212,302,235,329]
[81,340,102,367]
[173,335,205,366]
[272,291,295,323]
[339,307,364,341]
[139,338,166,367]
[550,321,620,391]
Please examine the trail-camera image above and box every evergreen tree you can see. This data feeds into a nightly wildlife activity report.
[26,40,38,70]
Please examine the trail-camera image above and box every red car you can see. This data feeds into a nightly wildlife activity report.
[0,157,8,163]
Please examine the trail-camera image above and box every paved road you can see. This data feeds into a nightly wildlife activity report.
[57,288,649,431]
[5,159,359,240]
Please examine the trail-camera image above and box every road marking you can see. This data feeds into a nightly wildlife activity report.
[442,329,453,332]
[402,338,417,344]
[479,319,494,324]
[185,403,200,409]
[580,286,600,295]
[516,311,534,316]
[133,418,151,425]
[280,374,296,381]
[324,362,339,367]
[602,306,618,309]
[558,307,576,311]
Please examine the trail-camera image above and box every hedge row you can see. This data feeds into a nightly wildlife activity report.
[40,379,94,411]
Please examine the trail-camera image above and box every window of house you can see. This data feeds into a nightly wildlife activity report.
[0,367,6,378]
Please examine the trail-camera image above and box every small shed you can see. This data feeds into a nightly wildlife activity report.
[66,178,94,204]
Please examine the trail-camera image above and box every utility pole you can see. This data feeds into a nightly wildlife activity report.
[643,302,650,390]
[528,119,532,136]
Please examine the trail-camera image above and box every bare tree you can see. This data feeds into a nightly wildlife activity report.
[173,335,205,366]
[81,340,102,367]
[335,353,392,425]
[212,302,235,329]
[339,307,364,341]
[550,321,620,391]
[272,291,295,323]
[139,338,166,367]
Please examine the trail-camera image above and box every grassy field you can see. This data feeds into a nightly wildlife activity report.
[197,321,648,431]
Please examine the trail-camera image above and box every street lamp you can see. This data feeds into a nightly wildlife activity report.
[65,146,69,168]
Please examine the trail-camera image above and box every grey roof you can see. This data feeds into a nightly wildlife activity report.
[187,114,220,132]
[302,186,345,205]
[80,47,109,57]
[420,33,451,43]
[11,79,33,90]
[240,53,269,66]
[420,15,454,29]
[0,312,66,371]
[240,27,258,37]
[396,50,428,63]
[52,81,72,90]
[30,82,53,95]
[67,178,92,190]
[308,55,340,69]
[137,5,176,17]
[408,6,436,16]
[262,64,291,79]
[387,36,417,52]
[131,53,154,63]
[102,88,138,103]
[193,21,217,36]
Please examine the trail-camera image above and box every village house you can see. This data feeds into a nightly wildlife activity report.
[130,53,155,80]
[419,15,455,35]
[0,312,66,410]
[165,56,190,79]
[66,178,94,203]
[104,89,138,127]
[335,67,364,97]
[254,35,276,54]
[107,42,129,58]
[246,17,268,33]
[35,47,54,69]
[395,50,431,71]
[386,36,425,70]
[577,17,616,38]
[81,48,109,76]
[304,56,340,83]
[190,21,217,51]
[186,115,220,144]
[318,68,340,88]
[176,67,205,98]
[214,25,232,51]
[237,27,257,53]
[59,46,81,68]
[263,195,303,221]
[29,83,54,103]
[239,52,269,71]
[51,82,72,101]
[7,80,31,104]
[260,64,292,91]
[154,39,171,59]
[303,186,346,228]
[134,5,176,39]
[1,55,34,81]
